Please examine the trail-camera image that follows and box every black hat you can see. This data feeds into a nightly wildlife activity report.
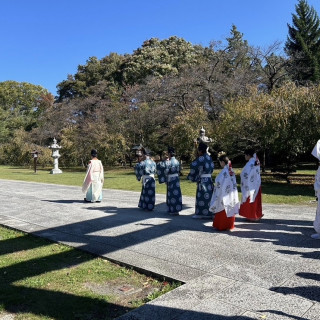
[198,142,208,153]
[168,146,175,154]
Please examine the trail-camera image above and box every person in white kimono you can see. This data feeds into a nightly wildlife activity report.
[311,140,320,239]
[239,148,263,221]
[82,149,104,203]
[209,153,240,230]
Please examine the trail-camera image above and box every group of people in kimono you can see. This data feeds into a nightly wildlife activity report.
[81,139,320,237]
[134,146,182,215]
[133,142,262,231]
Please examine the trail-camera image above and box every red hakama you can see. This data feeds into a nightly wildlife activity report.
[239,187,263,221]
[213,209,236,231]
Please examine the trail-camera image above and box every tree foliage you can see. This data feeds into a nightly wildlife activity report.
[285,0,320,82]
[0,81,51,143]
[3,21,320,169]
[122,36,198,85]
[217,81,320,167]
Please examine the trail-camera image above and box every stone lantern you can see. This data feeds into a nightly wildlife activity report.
[49,138,62,174]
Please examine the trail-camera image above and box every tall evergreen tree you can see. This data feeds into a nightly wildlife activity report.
[225,24,251,70]
[285,0,320,82]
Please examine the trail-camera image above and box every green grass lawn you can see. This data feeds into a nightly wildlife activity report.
[0,165,316,205]
[0,226,180,320]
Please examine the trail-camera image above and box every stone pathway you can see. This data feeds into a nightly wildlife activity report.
[0,179,319,319]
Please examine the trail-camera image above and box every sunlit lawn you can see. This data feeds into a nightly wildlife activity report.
[0,165,316,205]
[0,226,180,320]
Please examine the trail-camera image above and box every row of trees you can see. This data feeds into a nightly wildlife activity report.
[1,0,320,170]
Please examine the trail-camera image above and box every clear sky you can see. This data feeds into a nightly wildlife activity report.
[1,0,320,96]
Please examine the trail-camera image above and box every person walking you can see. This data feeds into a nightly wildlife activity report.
[82,149,104,203]
[187,142,214,219]
[239,148,263,221]
[209,153,239,230]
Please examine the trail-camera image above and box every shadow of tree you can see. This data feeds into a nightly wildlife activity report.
[0,234,132,319]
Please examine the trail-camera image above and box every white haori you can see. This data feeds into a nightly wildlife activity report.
[240,154,261,204]
[314,167,320,195]
[209,165,240,217]
[311,140,320,160]
[313,167,320,234]
[311,141,320,234]
[82,159,104,201]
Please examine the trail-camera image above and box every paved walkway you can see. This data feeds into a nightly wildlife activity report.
[0,179,319,320]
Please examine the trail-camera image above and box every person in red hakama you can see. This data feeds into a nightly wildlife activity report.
[209,153,240,231]
[239,149,263,221]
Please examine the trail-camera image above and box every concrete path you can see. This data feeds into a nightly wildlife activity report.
[0,179,319,320]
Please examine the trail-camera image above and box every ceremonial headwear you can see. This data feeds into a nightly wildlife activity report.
[144,148,151,156]
[168,146,175,155]
[311,140,320,160]
[198,142,208,153]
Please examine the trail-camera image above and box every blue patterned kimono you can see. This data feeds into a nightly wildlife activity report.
[135,156,157,211]
[157,160,168,184]
[157,157,182,213]
[187,154,214,216]
[157,160,169,206]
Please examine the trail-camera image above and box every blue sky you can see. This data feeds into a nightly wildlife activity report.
[1,0,320,96]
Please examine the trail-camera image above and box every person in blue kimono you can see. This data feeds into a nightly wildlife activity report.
[135,147,157,211]
[157,151,169,185]
[156,151,169,207]
[187,142,214,219]
[157,147,183,215]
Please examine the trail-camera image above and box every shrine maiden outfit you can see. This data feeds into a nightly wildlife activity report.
[239,154,263,220]
[135,156,157,211]
[311,140,320,239]
[157,157,182,214]
[82,159,104,202]
[187,154,214,218]
[209,162,240,230]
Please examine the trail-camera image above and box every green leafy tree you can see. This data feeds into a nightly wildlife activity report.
[285,0,320,82]
[167,107,213,162]
[225,24,251,71]
[0,81,51,143]
[57,53,125,101]
[217,82,320,173]
[122,36,197,85]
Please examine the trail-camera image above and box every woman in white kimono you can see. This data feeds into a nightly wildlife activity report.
[82,149,104,203]
[239,148,263,221]
[209,153,239,230]
[311,140,320,239]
